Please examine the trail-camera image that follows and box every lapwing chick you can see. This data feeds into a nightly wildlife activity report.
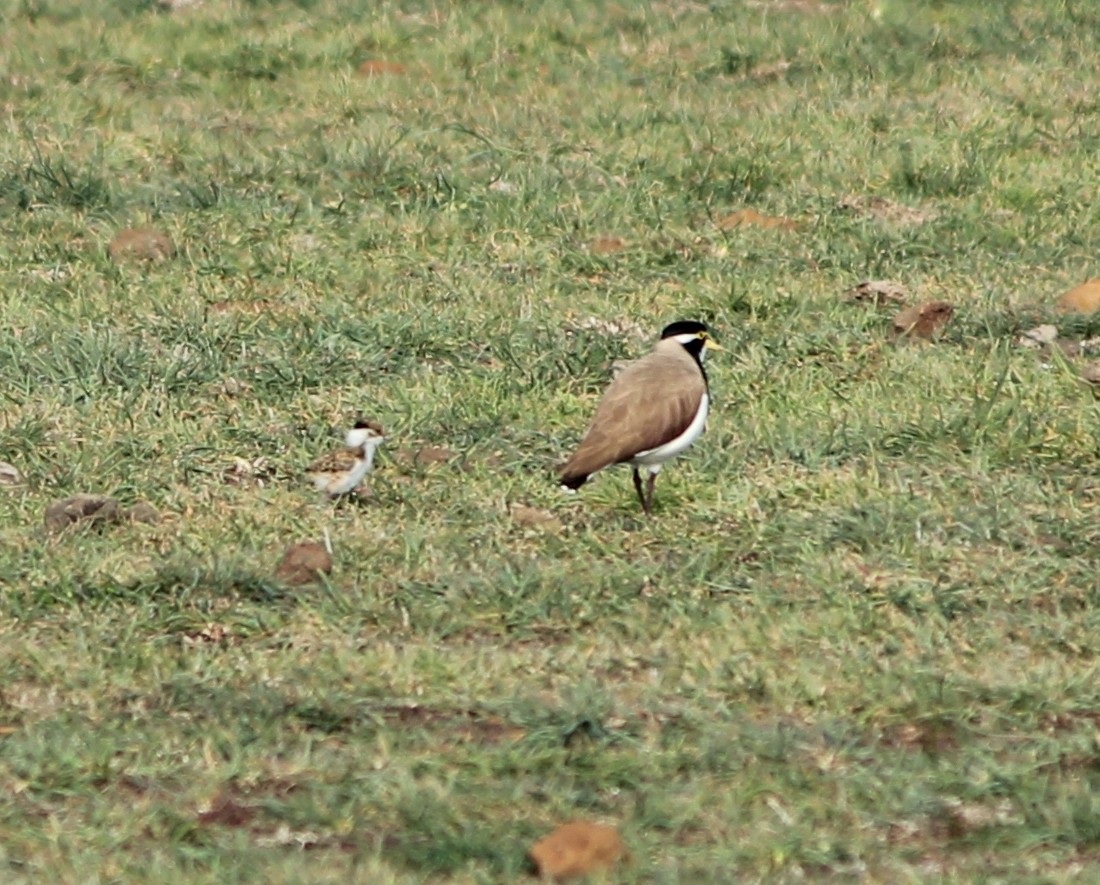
[306,419,385,498]
[558,320,720,514]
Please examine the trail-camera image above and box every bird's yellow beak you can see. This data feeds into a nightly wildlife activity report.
[704,337,723,352]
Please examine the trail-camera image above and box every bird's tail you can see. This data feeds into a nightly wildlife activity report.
[558,471,588,491]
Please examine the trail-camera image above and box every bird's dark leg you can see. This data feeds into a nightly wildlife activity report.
[632,467,649,513]
[644,471,657,514]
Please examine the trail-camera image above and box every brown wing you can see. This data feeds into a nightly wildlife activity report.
[307,447,360,475]
[559,345,704,486]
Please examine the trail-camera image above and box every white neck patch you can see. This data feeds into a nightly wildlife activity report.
[671,332,706,361]
[346,428,383,449]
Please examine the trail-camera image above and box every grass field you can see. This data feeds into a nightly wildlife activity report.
[2,0,1100,881]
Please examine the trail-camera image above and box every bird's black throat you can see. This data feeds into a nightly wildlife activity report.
[680,338,709,385]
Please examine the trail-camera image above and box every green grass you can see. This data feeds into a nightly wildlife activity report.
[1,0,1100,881]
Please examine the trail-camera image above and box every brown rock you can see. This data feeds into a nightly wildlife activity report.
[1055,278,1100,314]
[892,300,955,340]
[274,542,333,586]
[107,227,175,263]
[529,821,626,881]
[44,494,121,532]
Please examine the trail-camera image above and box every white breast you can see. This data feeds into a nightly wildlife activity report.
[631,392,709,467]
[321,458,372,495]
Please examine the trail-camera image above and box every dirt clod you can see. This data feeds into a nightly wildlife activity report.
[1055,278,1100,314]
[510,504,563,534]
[529,820,627,881]
[275,542,333,586]
[107,228,175,263]
[892,300,955,340]
[587,235,628,254]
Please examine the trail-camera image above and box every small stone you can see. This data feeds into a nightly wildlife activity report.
[1018,325,1059,349]
[107,228,175,263]
[44,494,121,532]
[1018,325,1078,359]
[274,542,333,586]
[1081,361,1100,387]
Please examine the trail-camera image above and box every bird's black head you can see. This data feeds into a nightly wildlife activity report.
[348,418,385,448]
[659,320,720,362]
[660,320,710,340]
